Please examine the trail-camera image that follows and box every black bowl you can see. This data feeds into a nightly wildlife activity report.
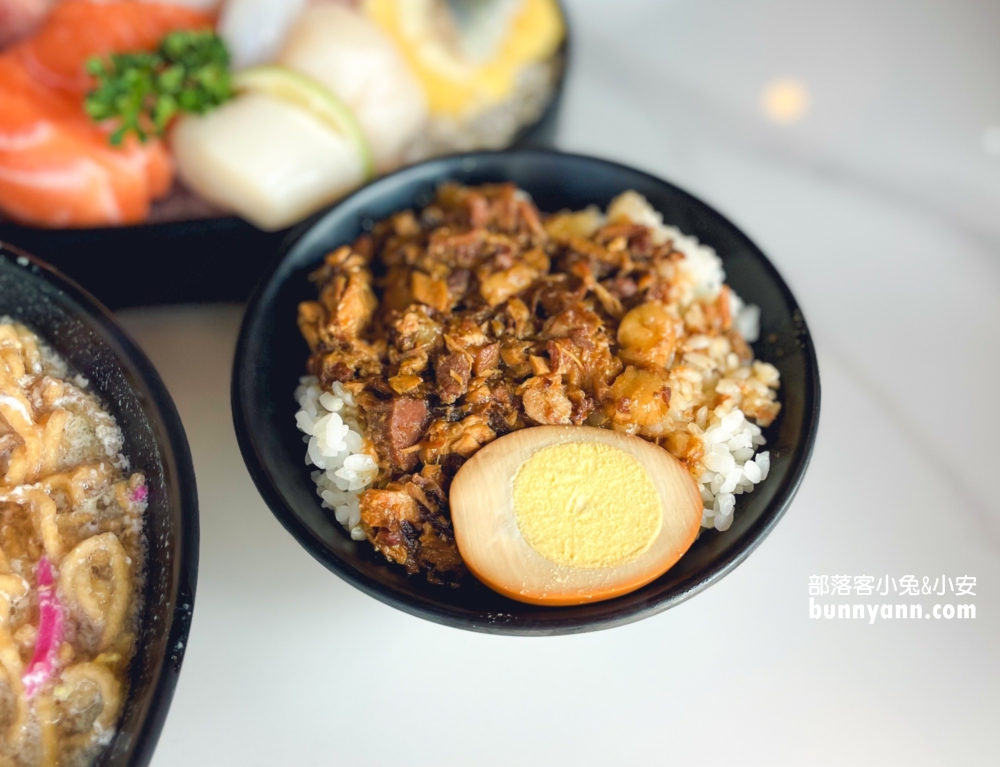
[0,243,199,764]
[0,8,570,311]
[232,150,820,636]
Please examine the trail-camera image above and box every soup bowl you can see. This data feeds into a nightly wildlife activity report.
[0,242,199,765]
[232,150,820,635]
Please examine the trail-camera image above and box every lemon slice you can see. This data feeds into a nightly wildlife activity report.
[233,65,375,179]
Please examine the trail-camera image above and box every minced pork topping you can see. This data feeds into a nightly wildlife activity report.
[297,183,780,583]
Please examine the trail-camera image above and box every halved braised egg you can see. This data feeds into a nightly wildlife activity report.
[450,426,702,605]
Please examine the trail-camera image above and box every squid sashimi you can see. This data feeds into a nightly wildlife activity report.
[277,3,427,169]
[171,85,367,231]
[217,0,307,70]
[171,1,422,232]
[0,0,212,227]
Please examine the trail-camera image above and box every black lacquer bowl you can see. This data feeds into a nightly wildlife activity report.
[232,150,820,636]
[0,11,569,311]
[0,243,199,765]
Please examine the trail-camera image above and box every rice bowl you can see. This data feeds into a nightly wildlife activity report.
[292,183,781,588]
[232,149,820,633]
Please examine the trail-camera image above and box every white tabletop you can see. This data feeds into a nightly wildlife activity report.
[120,2,999,764]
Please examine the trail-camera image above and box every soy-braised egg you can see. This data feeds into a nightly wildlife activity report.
[449,426,703,605]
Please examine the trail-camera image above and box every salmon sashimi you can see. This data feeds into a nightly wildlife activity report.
[17,0,214,94]
[0,0,56,49]
[0,1,213,227]
[0,56,171,226]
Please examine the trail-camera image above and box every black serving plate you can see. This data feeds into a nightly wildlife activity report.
[0,20,569,311]
[232,150,820,636]
[0,243,199,765]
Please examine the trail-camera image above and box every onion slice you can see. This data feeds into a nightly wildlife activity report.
[21,556,64,698]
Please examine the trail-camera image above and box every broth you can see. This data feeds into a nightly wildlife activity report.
[0,321,145,767]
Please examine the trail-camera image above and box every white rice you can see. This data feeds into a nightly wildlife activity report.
[294,377,378,540]
[606,191,777,532]
[607,191,757,320]
[696,410,770,532]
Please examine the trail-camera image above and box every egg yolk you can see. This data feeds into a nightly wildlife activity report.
[512,441,662,568]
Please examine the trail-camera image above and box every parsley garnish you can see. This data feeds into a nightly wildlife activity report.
[84,30,233,145]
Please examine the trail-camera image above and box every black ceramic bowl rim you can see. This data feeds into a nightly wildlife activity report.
[233,149,821,636]
[0,243,199,765]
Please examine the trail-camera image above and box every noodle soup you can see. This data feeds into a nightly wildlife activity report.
[0,320,146,767]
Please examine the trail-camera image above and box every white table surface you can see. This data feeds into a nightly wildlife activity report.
[117,1,999,764]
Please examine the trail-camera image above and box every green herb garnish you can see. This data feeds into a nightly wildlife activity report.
[84,30,233,145]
